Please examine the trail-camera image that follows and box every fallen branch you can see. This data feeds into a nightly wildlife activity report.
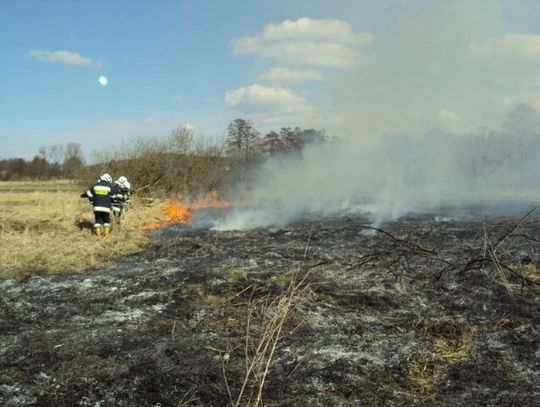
[359,225,438,256]
[493,204,540,250]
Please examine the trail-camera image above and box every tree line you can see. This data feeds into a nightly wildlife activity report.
[82,120,328,198]
[5,102,540,200]
[2,120,327,188]
[225,118,327,160]
[0,142,85,181]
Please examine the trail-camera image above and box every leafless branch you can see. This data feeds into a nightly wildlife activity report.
[359,225,438,255]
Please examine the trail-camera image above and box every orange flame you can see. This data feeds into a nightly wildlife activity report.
[164,202,191,223]
[143,190,229,231]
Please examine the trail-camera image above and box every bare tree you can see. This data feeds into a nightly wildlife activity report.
[503,103,540,138]
[28,155,49,178]
[63,143,85,178]
[169,124,196,155]
[90,128,226,198]
[39,144,65,176]
[226,119,260,160]
[279,127,327,153]
[261,131,286,156]
[49,144,66,165]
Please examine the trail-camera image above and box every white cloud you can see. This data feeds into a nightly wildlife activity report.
[27,49,101,67]
[258,67,322,84]
[263,17,373,45]
[226,84,311,114]
[469,34,540,59]
[225,83,330,128]
[228,18,373,130]
[235,39,363,67]
[233,17,372,67]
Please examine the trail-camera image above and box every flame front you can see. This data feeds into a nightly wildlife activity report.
[164,202,191,223]
[143,191,229,231]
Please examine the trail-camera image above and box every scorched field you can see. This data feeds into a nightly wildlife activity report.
[1,206,539,406]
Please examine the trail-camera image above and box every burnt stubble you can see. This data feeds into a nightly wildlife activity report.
[1,210,539,406]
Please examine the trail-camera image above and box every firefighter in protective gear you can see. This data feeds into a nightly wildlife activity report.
[82,173,114,235]
[111,176,131,223]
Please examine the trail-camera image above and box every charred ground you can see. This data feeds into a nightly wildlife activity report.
[1,208,539,406]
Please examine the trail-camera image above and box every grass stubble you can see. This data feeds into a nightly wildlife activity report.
[0,180,168,279]
[3,181,538,405]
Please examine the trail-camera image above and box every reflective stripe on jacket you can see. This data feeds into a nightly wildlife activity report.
[111,183,130,203]
[86,180,113,213]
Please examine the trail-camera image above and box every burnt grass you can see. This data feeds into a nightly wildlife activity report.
[1,209,540,406]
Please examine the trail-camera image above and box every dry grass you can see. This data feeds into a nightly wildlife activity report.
[519,264,540,294]
[223,273,310,407]
[0,179,77,191]
[408,321,477,397]
[0,181,168,279]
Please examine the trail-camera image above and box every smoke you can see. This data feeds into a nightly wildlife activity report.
[214,120,540,231]
[214,1,540,230]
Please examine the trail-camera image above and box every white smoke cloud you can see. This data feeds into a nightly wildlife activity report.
[469,34,540,60]
[216,2,540,231]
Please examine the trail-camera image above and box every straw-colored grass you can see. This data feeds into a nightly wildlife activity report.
[0,181,168,279]
[408,321,477,397]
[0,179,76,191]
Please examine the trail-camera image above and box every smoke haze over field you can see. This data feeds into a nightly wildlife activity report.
[216,1,540,230]
[216,121,540,231]
[335,1,506,142]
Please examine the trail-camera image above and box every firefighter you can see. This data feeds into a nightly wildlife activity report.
[82,173,114,235]
[111,176,131,223]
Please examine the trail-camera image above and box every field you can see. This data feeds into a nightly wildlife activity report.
[1,183,539,406]
[0,180,166,279]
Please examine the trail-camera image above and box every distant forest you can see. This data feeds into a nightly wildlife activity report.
[0,142,85,181]
[1,120,328,198]
[4,103,540,198]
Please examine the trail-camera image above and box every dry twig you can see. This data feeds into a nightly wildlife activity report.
[223,271,311,407]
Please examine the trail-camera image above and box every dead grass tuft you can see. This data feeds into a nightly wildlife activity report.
[226,268,249,284]
[0,181,168,279]
[222,273,311,407]
[519,264,540,293]
[408,321,477,397]
[520,263,540,280]
[409,314,521,396]
[179,283,236,306]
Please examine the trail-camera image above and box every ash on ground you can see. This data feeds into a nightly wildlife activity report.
[1,211,539,406]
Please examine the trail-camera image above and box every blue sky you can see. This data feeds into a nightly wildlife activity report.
[2,0,540,160]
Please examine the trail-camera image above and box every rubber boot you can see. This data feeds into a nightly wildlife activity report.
[103,224,112,235]
[93,224,103,236]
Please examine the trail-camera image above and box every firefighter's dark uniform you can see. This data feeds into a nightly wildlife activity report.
[84,179,113,235]
[111,182,130,221]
